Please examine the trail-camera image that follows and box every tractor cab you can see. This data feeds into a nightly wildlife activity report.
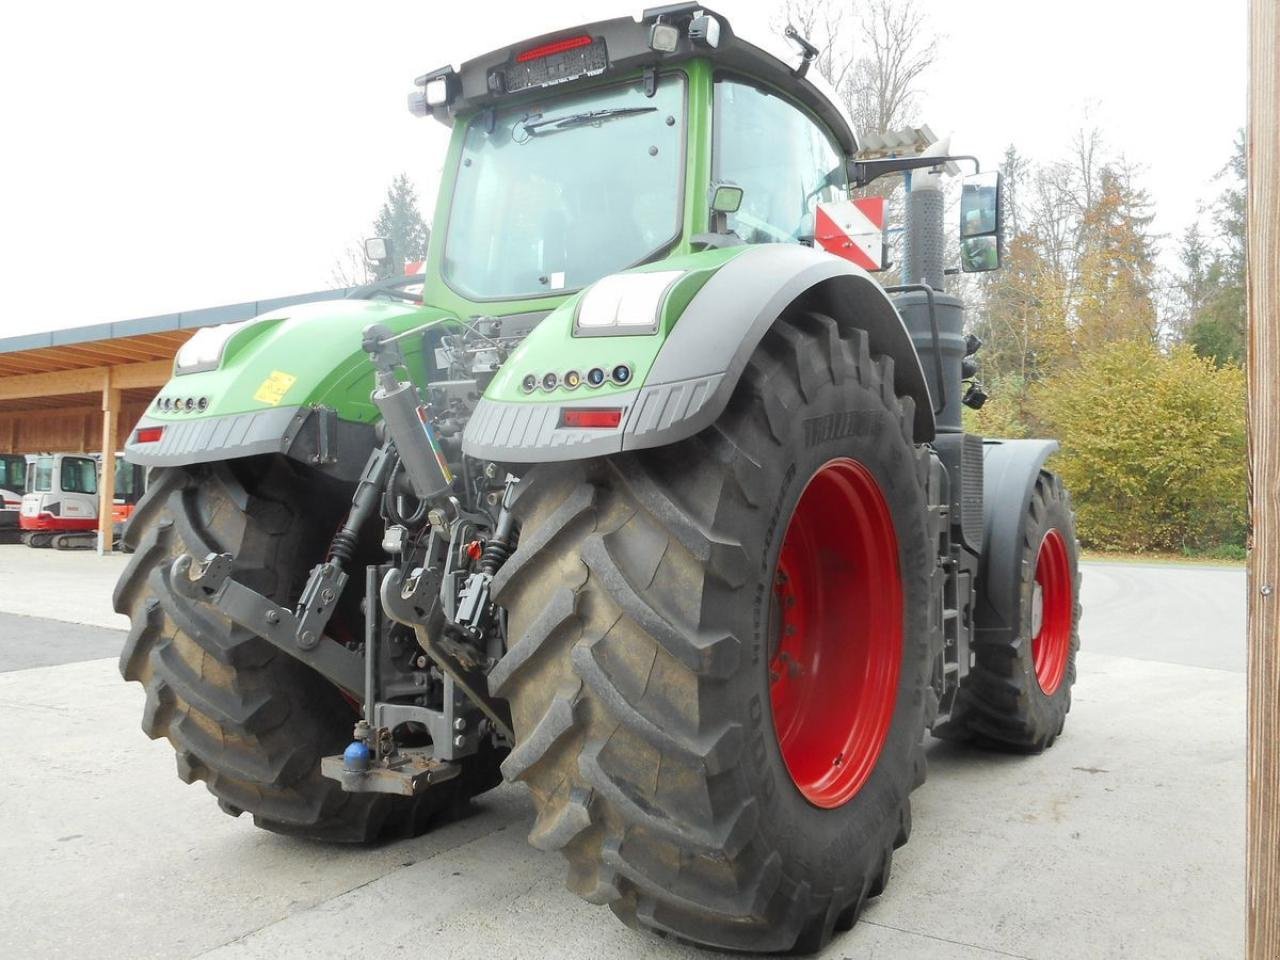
[407,5,861,315]
[406,4,1001,317]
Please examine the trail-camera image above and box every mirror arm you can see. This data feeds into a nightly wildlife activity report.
[849,154,981,189]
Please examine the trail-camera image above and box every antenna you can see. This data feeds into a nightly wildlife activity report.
[783,25,819,79]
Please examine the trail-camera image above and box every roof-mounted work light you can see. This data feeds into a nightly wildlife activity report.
[689,11,721,48]
[649,21,680,52]
[423,76,451,106]
[408,69,457,117]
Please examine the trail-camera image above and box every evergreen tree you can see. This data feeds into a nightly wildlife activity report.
[1072,166,1159,345]
[371,173,430,268]
[1183,134,1246,365]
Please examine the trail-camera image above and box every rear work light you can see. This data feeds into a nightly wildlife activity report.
[561,408,623,429]
[517,35,593,63]
[134,426,165,444]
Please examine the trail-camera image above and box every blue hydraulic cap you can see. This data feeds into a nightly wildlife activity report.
[343,740,372,772]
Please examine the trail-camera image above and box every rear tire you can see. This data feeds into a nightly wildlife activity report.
[492,313,941,952]
[936,470,1081,751]
[115,456,503,841]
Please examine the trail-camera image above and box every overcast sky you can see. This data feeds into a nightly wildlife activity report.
[0,0,1246,338]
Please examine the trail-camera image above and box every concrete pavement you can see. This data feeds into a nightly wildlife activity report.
[0,543,129,630]
[0,612,124,671]
[0,548,1246,959]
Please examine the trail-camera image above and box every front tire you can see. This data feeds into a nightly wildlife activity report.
[492,313,940,952]
[936,470,1081,750]
[114,456,503,841]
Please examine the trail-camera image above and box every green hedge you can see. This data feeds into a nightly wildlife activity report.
[1028,340,1246,552]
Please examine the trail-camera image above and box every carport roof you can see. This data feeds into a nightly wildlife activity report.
[0,287,352,379]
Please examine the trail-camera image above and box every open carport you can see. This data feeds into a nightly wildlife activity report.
[0,288,348,550]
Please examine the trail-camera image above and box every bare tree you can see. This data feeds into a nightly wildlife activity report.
[776,0,937,139]
[329,239,372,289]
[848,0,938,136]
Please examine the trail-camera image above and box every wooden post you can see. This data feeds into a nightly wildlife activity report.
[1248,0,1280,955]
[98,373,120,556]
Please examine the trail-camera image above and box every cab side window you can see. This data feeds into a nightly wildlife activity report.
[712,78,846,244]
[61,458,97,495]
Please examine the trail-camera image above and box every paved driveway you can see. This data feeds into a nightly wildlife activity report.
[0,550,1246,959]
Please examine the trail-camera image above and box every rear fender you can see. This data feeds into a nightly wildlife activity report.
[462,244,935,462]
[976,438,1060,638]
[124,299,439,481]
[629,243,935,448]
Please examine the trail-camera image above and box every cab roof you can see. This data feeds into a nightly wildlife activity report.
[412,4,860,156]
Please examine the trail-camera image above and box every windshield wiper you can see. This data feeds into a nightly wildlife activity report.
[514,106,657,141]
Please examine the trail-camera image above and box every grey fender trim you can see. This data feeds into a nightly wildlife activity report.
[462,371,731,464]
[636,244,936,446]
[976,438,1060,638]
[123,406,376,482]
[463,390,636,462]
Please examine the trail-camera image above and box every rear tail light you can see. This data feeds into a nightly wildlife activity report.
[560,408,623,429]
[134,426,165,444]
[517,35,593,62]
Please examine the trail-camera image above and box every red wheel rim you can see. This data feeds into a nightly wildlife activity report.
[1032,528,1072,695]
[769,458,902,809]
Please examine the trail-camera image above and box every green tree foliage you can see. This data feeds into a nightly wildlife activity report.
[966,135,1248,552]
[964,374,1030,439]
[971,231,1072,389]
[372,173,430,266]
[1031,340,1246,552]
[1072,167,1159,345]
[1181,134,1246,365]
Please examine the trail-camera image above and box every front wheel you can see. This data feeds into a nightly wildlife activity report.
[492,313,940,952]
[937,470,1081,750]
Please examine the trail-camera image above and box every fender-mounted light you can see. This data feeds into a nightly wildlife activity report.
[574,270,683,336]
[134,426,165,444]
[561,408,623,429]
[175,319,255,375]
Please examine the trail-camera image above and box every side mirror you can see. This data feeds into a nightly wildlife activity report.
[711,183,744,214]
[958,171,1002,272]
[364,237,396,280]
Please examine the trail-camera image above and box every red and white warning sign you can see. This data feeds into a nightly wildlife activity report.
[815,197,886,271]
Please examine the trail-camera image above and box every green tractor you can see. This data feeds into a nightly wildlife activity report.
[116,6,1080,952]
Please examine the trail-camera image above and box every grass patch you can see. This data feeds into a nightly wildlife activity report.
[1081,547,1246,567]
